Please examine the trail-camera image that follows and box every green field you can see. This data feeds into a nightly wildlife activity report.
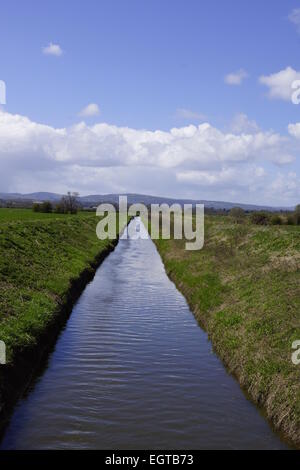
[155,215,300,446]
[0,208,91,222]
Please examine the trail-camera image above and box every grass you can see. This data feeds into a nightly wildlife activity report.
[0,209,117,364]
[155,215,300,446]
[0,208,92,222]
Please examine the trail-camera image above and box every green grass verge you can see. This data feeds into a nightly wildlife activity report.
[155,215,300,446]
[0,208,92,222]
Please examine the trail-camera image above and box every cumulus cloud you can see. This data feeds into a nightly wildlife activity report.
[259,66,300,101]
[0,110,299,205]
[78,103,100,118]
[42,43,63,56]
[177,165,265,188]
[288,122,300,138]
[224,69,248,85]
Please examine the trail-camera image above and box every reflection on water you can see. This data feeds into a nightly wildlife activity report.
[0,220,287,449]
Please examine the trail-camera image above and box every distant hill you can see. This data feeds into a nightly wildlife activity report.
[0,192,62,202]
[0,192,294,212]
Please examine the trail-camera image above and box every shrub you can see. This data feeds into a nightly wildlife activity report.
[32,203,41,212]
[250,211,270,225]
[41,201,52,213]
[229,207,246,224]
[32,201,52,213]
[286,215,295,225]
[294,204,300,225]
[270,215,282,225]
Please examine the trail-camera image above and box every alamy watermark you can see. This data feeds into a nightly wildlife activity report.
[292,340,300,365]
[292,80,300,104]
[0,340,6,365]
[96,196,204,251]
[0,80,6,105]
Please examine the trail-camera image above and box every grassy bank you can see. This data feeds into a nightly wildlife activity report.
[0,209,120,417]
[0,208,75,222]
[155,215,300,446]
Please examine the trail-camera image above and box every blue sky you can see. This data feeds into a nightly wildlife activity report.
[0,0,300,205]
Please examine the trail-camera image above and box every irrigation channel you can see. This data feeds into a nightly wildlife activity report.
[0,219,288,449]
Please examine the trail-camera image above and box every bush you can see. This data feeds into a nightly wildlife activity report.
[32,201,52,213]
[41,201,52,213]
[33,203,41,212]
[294,204,300,225]
[270,215,282,225]
[250,211,270,225]
[286,215,295,225]
[229,207,246,224]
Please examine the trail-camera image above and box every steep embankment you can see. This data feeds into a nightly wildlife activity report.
[155,216,300,447]
[0,211,119,421]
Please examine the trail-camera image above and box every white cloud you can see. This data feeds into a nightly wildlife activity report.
[224,69,248,85]
[288,122,300,138]
[288,8,300,33]
[268,172,300,202]
[78,103,100,118]
[259,66,300,101]
[0,110,299,205]
[273,154,295,165]
[42,43,63,57]
[175,108,207,121]
[176,165,265,187]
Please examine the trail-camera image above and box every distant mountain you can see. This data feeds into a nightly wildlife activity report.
[0,192,62,201]
[0,192,294,211]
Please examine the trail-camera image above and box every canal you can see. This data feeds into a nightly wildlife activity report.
[0,220,287,449]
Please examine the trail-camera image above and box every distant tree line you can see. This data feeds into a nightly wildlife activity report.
[229,204,300,226]
[33,192,80,214]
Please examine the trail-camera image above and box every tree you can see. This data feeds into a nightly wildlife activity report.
[229,207,246,224]
[294,204,300,225]
[56,192,80,214]
[66,191,79,214]
[55,201,65,213]
[41,201,53,213]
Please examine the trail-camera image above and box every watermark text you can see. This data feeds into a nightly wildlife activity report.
[0,80,6,105]
[0,340,6,365]
[292,340,300,365]
[96,196,204,251]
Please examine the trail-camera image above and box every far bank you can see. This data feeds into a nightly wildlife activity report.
[154,215,300,447]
